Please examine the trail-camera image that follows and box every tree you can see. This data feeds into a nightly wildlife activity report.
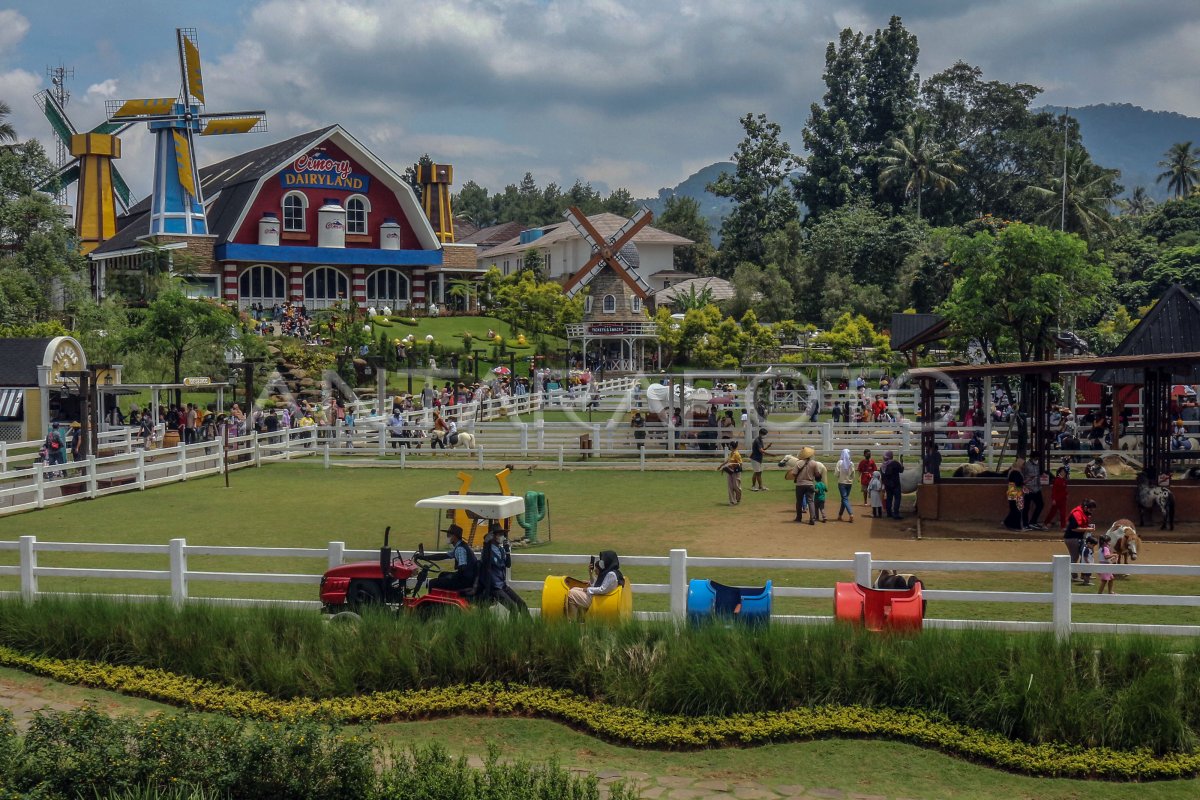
[521,247,544,279]
[0,101,16,144]
[137,291,236,401]
[0,139,85,324]
[877,119,964,219]
[938,223,1112,362]
[707,113,799,274]
[797,17,920,220]
[490,271,579,342]
[603,188,636,217]
[1026,146,1120,240]
[655,195,715,275]
[816,312,890,363]
[675,283,715,311]
[1119,187,1155,218]
[453,180,496,229]
[1157,141,1200,199]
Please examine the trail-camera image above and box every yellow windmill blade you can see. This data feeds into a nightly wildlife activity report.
[201,116,262,135]
[172,130,197,197]
[110,98,177,118]
[180,30,205,105]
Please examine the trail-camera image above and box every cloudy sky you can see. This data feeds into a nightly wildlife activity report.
[3,0,1200,203]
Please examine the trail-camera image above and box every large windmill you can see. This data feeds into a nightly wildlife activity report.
[106,28,266,236]
[34,85,135,255]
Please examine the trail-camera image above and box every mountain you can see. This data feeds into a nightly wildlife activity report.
[1050,103,1200,200]
[638,161,735,245]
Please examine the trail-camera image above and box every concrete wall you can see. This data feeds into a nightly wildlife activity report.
[917,479,1200,523]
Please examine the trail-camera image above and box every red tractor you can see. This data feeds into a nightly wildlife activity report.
[319,527,471,616]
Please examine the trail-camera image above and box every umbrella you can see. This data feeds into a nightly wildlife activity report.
[1172,385,1196,397]
[492,366,511,375]
[708,395,735,405]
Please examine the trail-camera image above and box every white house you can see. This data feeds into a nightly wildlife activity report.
[475,212,694,292]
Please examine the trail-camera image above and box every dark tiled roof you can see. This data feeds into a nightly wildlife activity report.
[93,126,338,255]
[890,313,949,352]
[458,221,526,248]
[1091,284,1200,385]
[0,338,53,387]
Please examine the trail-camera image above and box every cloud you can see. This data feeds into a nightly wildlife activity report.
[0,9,29,53]
[85,78,119,98]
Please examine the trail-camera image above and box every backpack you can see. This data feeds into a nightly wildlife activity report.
[46,434,61,451]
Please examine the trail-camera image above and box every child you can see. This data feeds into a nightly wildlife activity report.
[867,470,883,518]
[1080,535,1096,587]
[1043,466,1070,530]
[813,477,828,523]
[1098,535,1117,594]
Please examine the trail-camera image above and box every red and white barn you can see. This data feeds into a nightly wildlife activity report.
[88,125,478,310]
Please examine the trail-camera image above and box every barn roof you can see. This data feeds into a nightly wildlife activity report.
[0,339,54,387]
[1091,284,1200,385]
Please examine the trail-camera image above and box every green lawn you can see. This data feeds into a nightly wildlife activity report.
[0,462,1197,625]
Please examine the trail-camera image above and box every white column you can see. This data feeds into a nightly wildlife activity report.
[18,535,37,602]
[854,551,872,586]
[669,548,688,619]
[1051,554,1072,640]
[169,537,188,607]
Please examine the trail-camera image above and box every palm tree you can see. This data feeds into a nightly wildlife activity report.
[1027,147,1118,240]
[1157,142,1200,199]
[1118,186,1156,217]
[877,120,964,219]
[0,101,17,144]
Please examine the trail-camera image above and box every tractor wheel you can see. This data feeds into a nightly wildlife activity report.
[328,611,362,625]
[346,580,383,610]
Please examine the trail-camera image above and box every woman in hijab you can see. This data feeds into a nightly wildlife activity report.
[835,448,855,523]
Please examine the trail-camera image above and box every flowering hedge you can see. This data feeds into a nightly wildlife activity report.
[1,645,1197,781]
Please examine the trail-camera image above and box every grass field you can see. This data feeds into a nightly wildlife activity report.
[0,462,1197,626]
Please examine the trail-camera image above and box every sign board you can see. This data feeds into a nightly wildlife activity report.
[279,152,370,192]
[922,472,935,485]
[1040,473,1050,486]
[585,322,647,336]
[183,377,212,387]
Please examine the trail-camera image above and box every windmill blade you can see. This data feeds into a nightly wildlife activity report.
[90,119,133,136]
[36,90,77,143]
[172,130,197,197]
[108,98,177,119]
[37,163,80,195]
[200,115,267,135]
[110,165,133,211]
[178,28,205,105]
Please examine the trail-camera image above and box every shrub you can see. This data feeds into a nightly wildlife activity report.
[391,316,419,326]
[372,315,394,327]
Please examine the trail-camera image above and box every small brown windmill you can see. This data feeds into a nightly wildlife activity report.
[560,206,654,301]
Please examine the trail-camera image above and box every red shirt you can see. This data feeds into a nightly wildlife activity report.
[857,458,877,486]
[1051,475,1068,501]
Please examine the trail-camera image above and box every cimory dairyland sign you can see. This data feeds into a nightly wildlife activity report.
[279,152,371,192]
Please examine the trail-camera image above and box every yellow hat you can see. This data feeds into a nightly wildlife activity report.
[799,446,815,459]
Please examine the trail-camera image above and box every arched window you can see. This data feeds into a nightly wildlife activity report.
[303,267,349,310]
[238,265,287,309]
[602,294,616,314]
[346,194,370,235]
[630,296,642,314]
[365,268,410,309]
[282,192,308,231]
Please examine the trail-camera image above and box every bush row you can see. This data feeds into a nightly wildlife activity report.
[1,598,1199,755]
[0,645,1198,781]
[0,706,629,800]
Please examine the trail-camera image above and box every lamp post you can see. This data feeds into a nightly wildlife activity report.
[471,348,486,382]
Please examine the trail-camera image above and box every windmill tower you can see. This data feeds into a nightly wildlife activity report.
[416,161,455,243]
[106,28,266,236]
[35,73,135,255]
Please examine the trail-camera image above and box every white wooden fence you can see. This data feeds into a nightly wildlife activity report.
[0,538,1197,637]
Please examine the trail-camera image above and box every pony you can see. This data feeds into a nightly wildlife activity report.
[1101,519,1141,568]
[951,463,1006,478]
[1136,473,1175,531]
[429,429,477,450]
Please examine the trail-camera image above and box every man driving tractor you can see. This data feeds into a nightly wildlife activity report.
[427,525,478,591]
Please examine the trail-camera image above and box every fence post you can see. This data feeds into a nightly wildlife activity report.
[34,464,44,510]
[591,424,601,458]
[854,551,872,586]
[253,432,262,468]
[639,448,645,471]
[1051,554,1072,640]
[667,419,675,455]
[822,422,834,453]
[669,548,688,620]
[323,443,330,469]
[557,445,564,471]
[476,445,485,469]
[520,423,529,457]
[87,456,98,498]
[179,444,188,481]
[902,425,912,457]
[377,427,386,458]
[327,541,345,570]
[169,537,188,607]
[136,449,146,490]
[536,418,545,451]
[18,535,37,602]
[400,445,406,469]
[0,440,7,471]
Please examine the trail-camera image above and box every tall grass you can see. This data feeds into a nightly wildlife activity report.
[1,596,1198,754]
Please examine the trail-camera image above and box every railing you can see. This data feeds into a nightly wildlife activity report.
[1,538,1197,637]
